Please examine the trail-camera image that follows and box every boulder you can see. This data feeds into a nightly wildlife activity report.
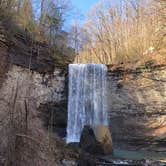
[79,125,113,155]
[93,125,113,155]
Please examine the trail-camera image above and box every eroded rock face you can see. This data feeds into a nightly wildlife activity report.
[38,102,67,137]
[0,65,67,165]
[0,65,67,107]
[107,66,166,150]
[79,125,113,155]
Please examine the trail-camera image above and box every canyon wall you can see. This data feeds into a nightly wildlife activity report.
[0,64,67,165]
[107,65,166,151]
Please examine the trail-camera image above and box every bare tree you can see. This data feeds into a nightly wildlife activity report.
[75,0,165,64]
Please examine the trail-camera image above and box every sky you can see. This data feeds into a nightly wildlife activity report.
[70,0,121,24]
[71,0,99,17]
[67,0,101,28]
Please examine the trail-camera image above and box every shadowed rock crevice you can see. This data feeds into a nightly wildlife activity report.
[38,102,68,138]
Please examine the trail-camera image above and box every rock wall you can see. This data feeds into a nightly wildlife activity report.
[0,65,67,106]
[107,66,166,151]
[0,64,67,165]
[0,20,71,165]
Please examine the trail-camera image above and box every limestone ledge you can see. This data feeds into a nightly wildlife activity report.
[0,65,67,109]
[107,64,166,150]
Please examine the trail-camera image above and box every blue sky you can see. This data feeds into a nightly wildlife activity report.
[70,0,121,22]
[71,0,99,16]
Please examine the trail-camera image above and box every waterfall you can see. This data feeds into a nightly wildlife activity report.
[66,64,108,143]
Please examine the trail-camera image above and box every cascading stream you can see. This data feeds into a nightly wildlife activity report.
[66,64,108,143]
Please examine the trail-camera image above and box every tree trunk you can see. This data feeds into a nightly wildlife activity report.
[0,0,2,9]
[7,0,12,11]
[39,0,45,32]
[17,0,22,14]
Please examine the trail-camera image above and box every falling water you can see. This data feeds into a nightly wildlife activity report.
[66,64,108,143]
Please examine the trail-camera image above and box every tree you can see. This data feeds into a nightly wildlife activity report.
[18,0,34,30]
[75,0,164,64]
[155,0,166,48]
[0,0,2,9]
[0,0,14,13]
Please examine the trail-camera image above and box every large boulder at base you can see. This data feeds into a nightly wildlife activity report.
[79,125,113,155]
[79,125,104,155]
[93,125,113,155]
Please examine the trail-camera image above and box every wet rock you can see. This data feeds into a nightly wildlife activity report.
[79,125,113,155]
[80,125,104,155]
[93,125,113,155]
[61,159,77,166]
[67,142,79,149]
[77,154,97,166]
[98,157,166,166]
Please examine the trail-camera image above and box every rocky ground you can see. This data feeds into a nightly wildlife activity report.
[44,132,166,166]
[54,141,166,166]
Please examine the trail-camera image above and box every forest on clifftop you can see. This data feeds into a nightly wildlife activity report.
[0,0,165,65]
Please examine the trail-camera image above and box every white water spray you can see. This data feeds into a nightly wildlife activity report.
[66,64,108,143]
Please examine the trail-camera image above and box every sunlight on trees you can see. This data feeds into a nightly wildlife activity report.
[0,0,165,64]
[0,0,71,46]
[74,0,166,64]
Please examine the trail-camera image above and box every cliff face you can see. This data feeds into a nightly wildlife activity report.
[0,65,67,165]
[0,65,67,106]
[107,64,166,151]
[0,21,68,165]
